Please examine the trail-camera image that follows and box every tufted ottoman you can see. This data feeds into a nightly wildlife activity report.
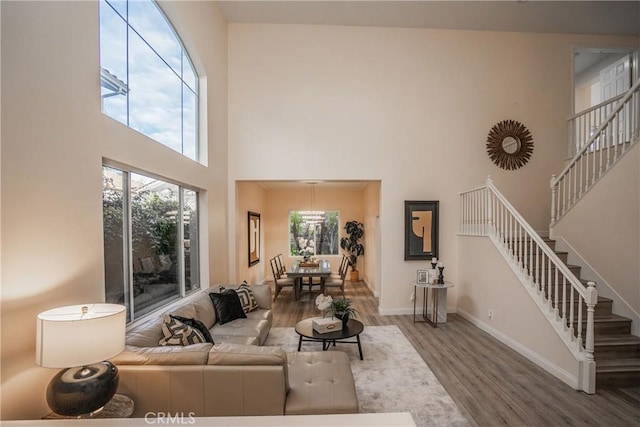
[285,351,359,415]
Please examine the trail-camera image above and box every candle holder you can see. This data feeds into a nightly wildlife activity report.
[437,266,445,284]
[431,262,437,270]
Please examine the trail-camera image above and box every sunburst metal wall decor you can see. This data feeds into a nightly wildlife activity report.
[486,120,534,170]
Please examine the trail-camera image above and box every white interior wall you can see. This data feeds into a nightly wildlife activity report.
[552,144,640,314]
[227,23,637,314]
[235,182,268,285]
[457,236,581,387]
[0,1,228,419]
[362,182,381,294]
[261,186,366,281]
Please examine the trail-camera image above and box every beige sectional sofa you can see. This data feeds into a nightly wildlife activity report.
[112,284,359,417]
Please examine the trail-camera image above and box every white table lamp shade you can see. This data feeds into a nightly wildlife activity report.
[36,304,126,368]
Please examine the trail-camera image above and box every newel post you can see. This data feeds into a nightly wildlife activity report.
[485,176,493,234]
[550,175,557,225]
[584,281,597,360]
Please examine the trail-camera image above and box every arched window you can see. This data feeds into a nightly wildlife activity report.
[100,0,199,161]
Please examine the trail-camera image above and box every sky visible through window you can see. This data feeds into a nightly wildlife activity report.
[100,0,198,160]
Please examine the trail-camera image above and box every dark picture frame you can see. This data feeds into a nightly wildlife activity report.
[248,211,261,267]
[404,201,439,261]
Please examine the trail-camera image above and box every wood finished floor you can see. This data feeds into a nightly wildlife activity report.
[269,279,640,427]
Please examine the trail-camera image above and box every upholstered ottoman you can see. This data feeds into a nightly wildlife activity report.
[285,351,359,415]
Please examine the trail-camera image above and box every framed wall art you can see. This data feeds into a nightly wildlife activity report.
[404,201,439,261]
[248,211,261,267]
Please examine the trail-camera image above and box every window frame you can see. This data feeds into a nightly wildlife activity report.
[288,210,340,257]
[99,0,200,161]
[102,163,201,323]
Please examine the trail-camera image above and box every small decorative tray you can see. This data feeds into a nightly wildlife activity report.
[299,262,320,267]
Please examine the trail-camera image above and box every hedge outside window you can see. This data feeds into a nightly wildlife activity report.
[289,211,339,257]
[103,166,200,323]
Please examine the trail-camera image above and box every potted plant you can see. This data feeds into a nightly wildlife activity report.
[329,298,359,327]
[340,220,364,282]
[316,294,359,327]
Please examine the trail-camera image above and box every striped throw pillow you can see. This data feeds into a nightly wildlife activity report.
[159,315,205,346]
[235,283,259,313]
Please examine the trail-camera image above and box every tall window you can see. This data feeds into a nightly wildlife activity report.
[103,166,200,322]
[99,0,199,161]
[289,211,339,256]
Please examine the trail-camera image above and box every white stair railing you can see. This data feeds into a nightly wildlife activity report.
[553,80,640,225]
[460,177,597,393]
[568,93,625,158]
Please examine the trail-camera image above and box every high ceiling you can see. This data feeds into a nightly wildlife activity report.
[223,1,639,191]
[218,1,640,37]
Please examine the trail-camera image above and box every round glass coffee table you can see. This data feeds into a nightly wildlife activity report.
[294,317,364,360]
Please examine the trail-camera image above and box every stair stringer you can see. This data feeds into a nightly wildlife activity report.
[553,235,640,336]
[486,230,596,393]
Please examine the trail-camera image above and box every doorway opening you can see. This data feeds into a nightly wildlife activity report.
[570,47,638,157]
[573,47,635,113]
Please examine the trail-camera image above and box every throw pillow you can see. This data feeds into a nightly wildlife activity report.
[208,289,247,325]
[235,283,259,313]
[170,315,215,344]
[159,315,205,346]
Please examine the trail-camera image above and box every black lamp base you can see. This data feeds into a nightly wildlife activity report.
[46,361,119,417]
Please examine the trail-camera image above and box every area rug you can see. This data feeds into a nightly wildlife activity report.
[265,325,469,427]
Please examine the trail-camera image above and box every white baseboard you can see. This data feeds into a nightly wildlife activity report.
[456,308,579,390]
[361,277,379,298]
[378,307,457,316]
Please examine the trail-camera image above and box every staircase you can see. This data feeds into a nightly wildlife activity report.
[460,176,639,393]
[541,238,640,388]
[550,77,640,388]
[460,80,639,393]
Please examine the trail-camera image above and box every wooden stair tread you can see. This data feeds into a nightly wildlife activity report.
[591,314,632,322]
[594,335,640,345]
[596,359,640,371]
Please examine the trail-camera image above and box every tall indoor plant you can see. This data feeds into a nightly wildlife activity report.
[340,220,364,282]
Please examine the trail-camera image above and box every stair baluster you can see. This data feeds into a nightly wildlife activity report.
[461,176,597,393]
[554,80,640,225]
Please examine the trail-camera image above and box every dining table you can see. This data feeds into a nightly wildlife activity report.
[287,260,332,300]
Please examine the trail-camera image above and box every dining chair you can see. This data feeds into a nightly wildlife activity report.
[330,255,348,280]
[270,257,296,301]
[323,259,347,297]
[276,253,288,277]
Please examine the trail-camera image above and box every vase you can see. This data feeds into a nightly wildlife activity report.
[335,312,350,328]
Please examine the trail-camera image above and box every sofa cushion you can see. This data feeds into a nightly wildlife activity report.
[211,318,270,346]
[193,293,217,329]
[126,315,164,347]
[248,284,271,310]
[170,303,197,319]
[207,343,287,366]
[171,315,214,344]
[285,351,358,415]
[210,335,258,346]
[235,284,259,313]
[245,308,272,323]
[111,343,213,365]
[208,343,289,393]
[159,315,206,346]
[209,290,247,325]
